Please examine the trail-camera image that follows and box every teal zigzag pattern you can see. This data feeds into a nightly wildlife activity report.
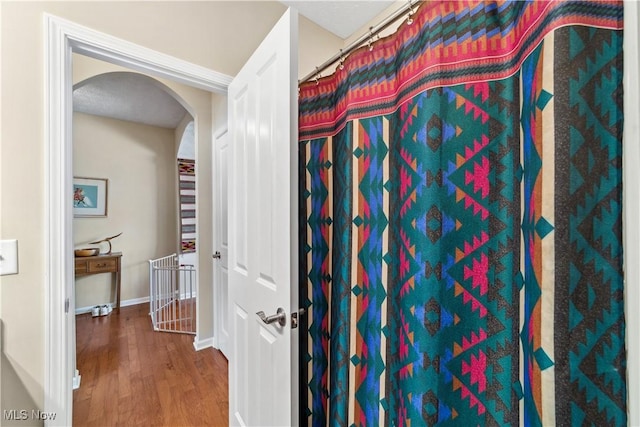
[304,137,332,426]
[300,23,626,427]
[553,26,626,426]
[328,124,354,427]
[385,79,521,426]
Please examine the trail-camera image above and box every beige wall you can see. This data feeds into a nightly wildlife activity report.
[0,0,343,414]
[73,113,178,308]
[175,114,195,159]
[343,1,405,48]
[299,14,344,78]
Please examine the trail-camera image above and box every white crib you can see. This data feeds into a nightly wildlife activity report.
[148,253,196,334]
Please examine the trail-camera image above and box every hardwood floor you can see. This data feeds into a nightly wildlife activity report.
[74,303,228,426]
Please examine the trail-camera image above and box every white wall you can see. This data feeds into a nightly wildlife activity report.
[73,113,178,308]
[176,118,195,160]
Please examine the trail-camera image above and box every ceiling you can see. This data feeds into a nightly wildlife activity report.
[73,72,189,129]
[73,1,394,129]
[281,1,396,39]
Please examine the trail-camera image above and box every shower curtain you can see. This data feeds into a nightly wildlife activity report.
[299,1,626,426]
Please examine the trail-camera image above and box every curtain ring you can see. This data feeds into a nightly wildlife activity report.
[338,49,345,70]
[367,27,375,51]
[406,0,415,25]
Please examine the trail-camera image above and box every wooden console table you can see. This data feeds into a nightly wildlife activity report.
[75,252,122,311]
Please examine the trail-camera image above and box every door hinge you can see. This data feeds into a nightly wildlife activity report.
[65,298,70,313]
[291,308,306,329]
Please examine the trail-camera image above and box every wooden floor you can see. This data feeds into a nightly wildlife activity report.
[74,303,228,426]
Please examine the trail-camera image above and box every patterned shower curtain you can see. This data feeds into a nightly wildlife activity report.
[299,1,626,426]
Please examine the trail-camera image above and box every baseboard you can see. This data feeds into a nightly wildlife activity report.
[75,296,150,315]
[73,369,81,390]
[193,336,214,351]
[120,296,150,307]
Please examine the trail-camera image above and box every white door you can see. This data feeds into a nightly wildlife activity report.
[227,8,299,427]
[214,128,230,359]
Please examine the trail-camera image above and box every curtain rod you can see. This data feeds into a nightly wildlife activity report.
[299,0,417,84]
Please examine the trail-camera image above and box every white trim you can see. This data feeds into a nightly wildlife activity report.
[212,126,229,354]
[72,369,81,391]
[44,14,231,425]
[74,296,151,315]
[48,14,232,92]
[623,2,639,425]
[193,336,215,351]
[44,14,74,427]
[74,305,97,316]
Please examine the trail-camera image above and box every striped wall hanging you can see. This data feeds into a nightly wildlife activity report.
[178,158,196,253]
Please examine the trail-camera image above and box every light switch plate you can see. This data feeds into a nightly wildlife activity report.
[0,239,18,275]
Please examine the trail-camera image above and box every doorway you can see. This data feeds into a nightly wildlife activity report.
[70,56,214,424]
[71,64,202,340]
[72,68,195,320]
[45,14,229,424]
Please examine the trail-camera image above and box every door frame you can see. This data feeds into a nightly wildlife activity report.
[212,126,229,357]
[623,3,640,424]
[44,14,231,425]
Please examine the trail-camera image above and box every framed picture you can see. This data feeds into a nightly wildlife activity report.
[73,177,108,217]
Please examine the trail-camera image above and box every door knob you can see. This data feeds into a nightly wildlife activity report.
[256,307,286,327]
[212,251,221,259]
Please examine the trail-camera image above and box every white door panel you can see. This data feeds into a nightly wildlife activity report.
[231,86,250,274]
[228,8,298,427]
[232,305,249,426]
[214,128,230,358]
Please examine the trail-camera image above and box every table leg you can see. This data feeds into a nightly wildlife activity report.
[115,256,121,312]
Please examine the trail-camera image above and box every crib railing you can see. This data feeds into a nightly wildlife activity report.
[148,254,196,335]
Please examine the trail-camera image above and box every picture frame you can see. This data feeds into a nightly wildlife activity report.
[73,177,108,217]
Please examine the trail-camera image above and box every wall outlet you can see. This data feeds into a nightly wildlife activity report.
[0,239,19,275]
